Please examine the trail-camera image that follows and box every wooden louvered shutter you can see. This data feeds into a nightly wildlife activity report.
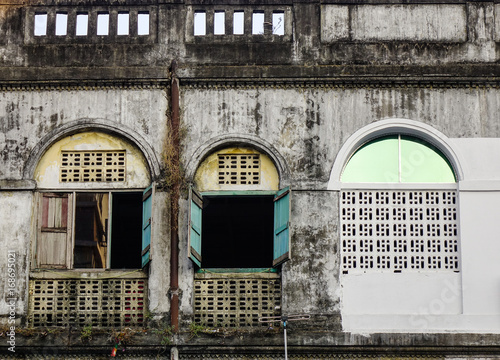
[37,193,72,268]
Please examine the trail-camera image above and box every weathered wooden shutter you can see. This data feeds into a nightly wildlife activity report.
[37,193,72,269]
[141,185,153,268]
[188,188,203,267]
[273,187,291,267]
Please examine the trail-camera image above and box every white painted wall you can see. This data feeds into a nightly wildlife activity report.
[342,138,500,333]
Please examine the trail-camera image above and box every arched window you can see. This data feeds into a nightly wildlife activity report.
[341,135,456,183]
[189,147,290,269]
[33,131,153,270]
[189,146,289,328]
[340,135,459,273]
[30,131,152,329]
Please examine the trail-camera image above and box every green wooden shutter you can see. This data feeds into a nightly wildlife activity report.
[273,187,291,267]
[141,185,153,268]
[189,188,203,267]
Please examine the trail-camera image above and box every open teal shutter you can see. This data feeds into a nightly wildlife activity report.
[189,188,203,267]
[273,186,291,267]
[141,185,153,268]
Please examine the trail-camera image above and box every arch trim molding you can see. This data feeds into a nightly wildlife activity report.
[24,119,161,181]
[328,119,464,190]
[186,133,291,188]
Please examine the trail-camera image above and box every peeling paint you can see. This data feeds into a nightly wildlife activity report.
[34,131,150,189]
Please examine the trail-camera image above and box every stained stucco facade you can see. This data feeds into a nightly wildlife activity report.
[2,0,500,358]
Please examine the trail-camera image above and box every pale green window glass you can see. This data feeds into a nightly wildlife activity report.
[341,135,456,183]
[400,136,455,183]
[341,136,399,182]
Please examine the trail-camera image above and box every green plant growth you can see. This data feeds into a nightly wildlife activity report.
[188,322,207,339]
[153,325,175,346]
[80,325,93,342]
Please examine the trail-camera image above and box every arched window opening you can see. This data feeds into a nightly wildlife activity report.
[189,146,288,328]
[33,131,153,270]
[340,135,459,274]
[30,131,151,329]
[341,135,456,183]
[189,147,289,269]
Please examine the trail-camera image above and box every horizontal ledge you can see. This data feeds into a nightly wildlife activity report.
[458,180,500,191]
[30,269,148,279]
[195,270,280,278]
[330,182,457,190]
[0,180,36,190]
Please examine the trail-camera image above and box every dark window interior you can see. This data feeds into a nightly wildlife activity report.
[74,193,108,268]
[202,195,274,268]
[111,192,143,269]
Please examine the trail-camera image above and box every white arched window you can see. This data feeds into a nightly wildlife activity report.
[340,134,459,273]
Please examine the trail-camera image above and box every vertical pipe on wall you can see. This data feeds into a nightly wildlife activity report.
[170,60,180,331]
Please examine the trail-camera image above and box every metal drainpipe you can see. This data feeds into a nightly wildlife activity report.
[170,60,180,331]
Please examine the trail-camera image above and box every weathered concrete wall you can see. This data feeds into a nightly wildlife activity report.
[282,190,340,328]
[322,5,467,42]
[179,84,500,334]
[181,86,500,188]
[0,88,167,180]
[3,0,500,355]
[0,2,500,74]
[148,189,172,318]
[0,191,32,322]
[0,87,170,323]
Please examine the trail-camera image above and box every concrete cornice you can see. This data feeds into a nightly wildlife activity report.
[2,64,500,90]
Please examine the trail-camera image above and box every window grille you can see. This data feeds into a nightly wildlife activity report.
[60,151,126,182]
[28,278,146,327]
[194,273,280,328]
[218,154,260,185]
[340,190,459,273]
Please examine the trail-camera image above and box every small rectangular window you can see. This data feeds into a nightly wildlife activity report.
[55,13,68,36]
[137,12,149,36]
[76,13,88,36]
[97,13,109,36]
[272,12,284,36]
[34,13,48,36]
[194,11,206,36]
[252,12,264,35]
[214,11,225,35]
[117,12,129,36]
[233,11,244,35]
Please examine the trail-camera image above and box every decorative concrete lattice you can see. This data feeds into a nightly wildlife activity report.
[341,190,459,273]
[60,151,126,182]
[194,274,281,327]
[28,278,146,327]
[218,154,260,185]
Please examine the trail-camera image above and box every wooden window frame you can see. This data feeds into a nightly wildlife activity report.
[34,189,152,270]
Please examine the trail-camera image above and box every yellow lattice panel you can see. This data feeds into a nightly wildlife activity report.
[60,150,126,182]
[218,154,260,185]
